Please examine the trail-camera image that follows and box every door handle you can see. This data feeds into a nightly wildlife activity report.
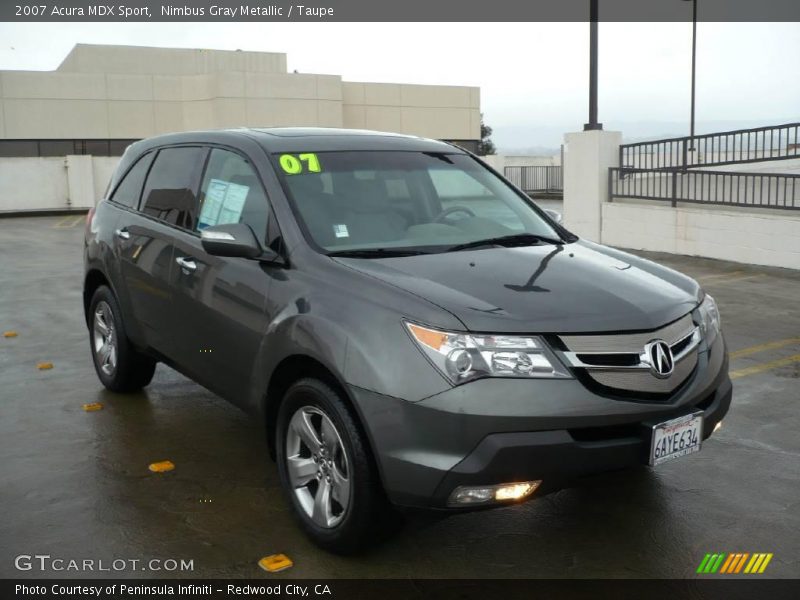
[114,228,131,240]
[175,256,197,272]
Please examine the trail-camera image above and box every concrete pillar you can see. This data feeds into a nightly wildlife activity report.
[65,155,95,209]
[562,130,621,241]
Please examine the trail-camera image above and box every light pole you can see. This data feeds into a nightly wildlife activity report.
[684,0,697,151]
[583,0,602,131]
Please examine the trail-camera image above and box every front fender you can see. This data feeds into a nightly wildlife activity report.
[247,295,453,415]
[247,311,349,420]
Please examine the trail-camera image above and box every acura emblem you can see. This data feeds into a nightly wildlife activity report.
[644,340,674,379]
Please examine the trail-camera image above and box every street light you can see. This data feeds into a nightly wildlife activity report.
[584,0,602,131]
[684,0,698,151]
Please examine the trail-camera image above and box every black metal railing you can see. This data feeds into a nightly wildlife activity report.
[609,168,800,210]
[504,166,563,193]
[619,122,800,170]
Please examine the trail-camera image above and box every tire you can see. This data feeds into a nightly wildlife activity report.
[88,285,156,393]
[276,377,396,553]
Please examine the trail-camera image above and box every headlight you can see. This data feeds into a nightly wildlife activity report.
[698,293,721,348]
[405,322,571,384]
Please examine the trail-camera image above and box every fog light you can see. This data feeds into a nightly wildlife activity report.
[448,481,541,506]
[713,421,723,433]
[495,482,538,501]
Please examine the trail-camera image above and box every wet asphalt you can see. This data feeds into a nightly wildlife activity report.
[1,215,798,579]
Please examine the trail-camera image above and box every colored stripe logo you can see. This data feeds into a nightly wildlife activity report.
[697,552,773,574]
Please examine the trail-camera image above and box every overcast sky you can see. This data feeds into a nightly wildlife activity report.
[0,22,797,150]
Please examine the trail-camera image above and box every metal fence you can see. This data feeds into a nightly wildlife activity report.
[619,122,800,170]
[609,167,800,210]
[504,166,563,193]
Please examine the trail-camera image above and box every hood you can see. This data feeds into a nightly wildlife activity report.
[333,241,701,333]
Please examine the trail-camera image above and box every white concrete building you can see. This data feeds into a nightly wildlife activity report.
[0,44,480,213]
[0,44,480,153]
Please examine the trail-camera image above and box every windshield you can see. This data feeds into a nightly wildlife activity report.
[274,151,563,254]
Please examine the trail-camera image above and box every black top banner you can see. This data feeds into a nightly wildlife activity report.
[2,0,800,22]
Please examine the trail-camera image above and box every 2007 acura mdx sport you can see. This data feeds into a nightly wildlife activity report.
[84,128,731,552]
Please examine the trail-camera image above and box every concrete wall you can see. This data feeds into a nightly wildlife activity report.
[563,128,799,270]
[0,44,480,141]
[601,199,800,270]
[57,44,287,75]
[480,153,561,172]
[0,158,69,212]
[92,157,118,201]
[342,82,479,140]
[0,70,345,137]
[0,156,118,212]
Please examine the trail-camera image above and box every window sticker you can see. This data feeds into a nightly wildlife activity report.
[333,224,349,239]
[198,178,249,229]
[218,182,249,224]
[279,153,322,174]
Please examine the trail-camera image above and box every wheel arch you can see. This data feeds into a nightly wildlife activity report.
[83,269,111,328]
[263,354,386,490]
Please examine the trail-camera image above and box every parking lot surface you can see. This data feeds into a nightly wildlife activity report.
[1,215,798,578]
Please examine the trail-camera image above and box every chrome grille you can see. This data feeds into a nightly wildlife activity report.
[558,314,699,396]
[560,314,694,352]
[588,351,697,393]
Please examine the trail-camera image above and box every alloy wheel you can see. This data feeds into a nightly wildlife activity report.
[285,405,352,528]
[92,301,118,376]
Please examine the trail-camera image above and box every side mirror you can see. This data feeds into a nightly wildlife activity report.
[200,223,266,259]
[544,209,563,224]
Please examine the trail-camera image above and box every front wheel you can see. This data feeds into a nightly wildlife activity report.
[276,378,396,553]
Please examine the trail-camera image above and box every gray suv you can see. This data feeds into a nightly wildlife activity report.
[83,128,730,552]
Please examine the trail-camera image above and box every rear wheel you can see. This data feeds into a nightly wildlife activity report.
[88,285,155,392]
[276,378,396,553]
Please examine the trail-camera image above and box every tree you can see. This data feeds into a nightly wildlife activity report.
[478,114,497,156]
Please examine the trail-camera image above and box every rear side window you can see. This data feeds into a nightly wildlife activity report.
[196,149,270,242]
[141,147,206,228]
[110,152,154,209]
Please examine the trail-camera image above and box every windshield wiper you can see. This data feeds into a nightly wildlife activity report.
[445,233,564,253]
[327,248,429,258]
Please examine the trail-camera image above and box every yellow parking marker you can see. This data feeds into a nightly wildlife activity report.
[3,331,18,338]
[696,272,764,286]
[730,337,800,359]
[258,554,293,573]
[82,402,104,412]
[696,270,744,282]
[731,354,800,380]
[148,460,175,473]
[52,216,73,229]
[36,361,54,370]
[52,214,85,229]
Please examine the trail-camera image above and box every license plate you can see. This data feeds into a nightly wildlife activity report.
[649,412,703,466]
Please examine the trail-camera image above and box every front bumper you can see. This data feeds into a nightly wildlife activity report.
[348,336,731,509]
